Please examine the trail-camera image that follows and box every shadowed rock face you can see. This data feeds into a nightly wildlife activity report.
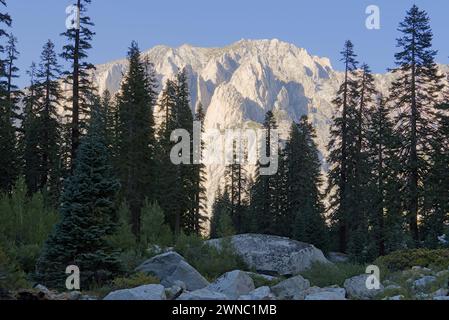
[206,234,331,276]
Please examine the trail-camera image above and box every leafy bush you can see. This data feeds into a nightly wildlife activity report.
[0,179,58,277]
[300,262,365,287]
[374,249,449,272]
[0,179,58,246]
[174,233,247,281]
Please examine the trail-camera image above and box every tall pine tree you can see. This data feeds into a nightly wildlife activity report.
[366,95,404,256]
[35,40,63,202]
[21,63,41,194]
[116,41,157,236]
[327,40,359,253]
[0,30,19,193]
[286,116,328,251]
[61,0,95,164]
[389,5,445,243]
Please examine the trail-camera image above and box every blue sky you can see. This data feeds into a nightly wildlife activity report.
[6,0,449,87]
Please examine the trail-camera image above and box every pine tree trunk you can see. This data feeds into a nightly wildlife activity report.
[409,33,420,243]
[71,0,81,164]
[339,56,349,253]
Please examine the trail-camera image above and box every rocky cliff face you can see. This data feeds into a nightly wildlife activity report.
[87,38,448,221]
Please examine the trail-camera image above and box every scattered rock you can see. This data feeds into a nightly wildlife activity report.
[63,291,82,301]
[238,286,276,300]
[207,270,255,299]
[165,283,185,300]
[178,289,229,300]
[436,270,449,277]
[412,266,432,273]
[206,234,331,276]
[413,276,437,291]
[136,252,209,291]
[433,296,449,301]
[271,275,310,300]
[432,288,448,298]
[0,289,14,300]
[34,284,51,295]
[327,252,349,264]
[386,295,404,301]
[305,291,346,300]
[302,286,346,300]
[103,284,166,300]
[344,274,384,300]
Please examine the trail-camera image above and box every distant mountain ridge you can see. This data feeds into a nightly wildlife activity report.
[85,39,448,218]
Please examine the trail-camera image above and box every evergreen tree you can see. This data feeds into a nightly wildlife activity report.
[35,101,121,289]
[156,78,182,234]
[286,117,328,251]
[269,145,288,236]
[0,30,19,193]
[225,140,249,233]
[210,188,233,239]
[326,40,359,253]
[191,103,208,235]
[365,95,404,257]
[346,63,377,261]
[21,63,41,194]
[175,69,196,235]
[389,5,445,243]
[116,41,157,236]
[422,103,449,247]
[61,0,95,163]
[35,40,63,202]
[156,70,201,236]
[101,89,119,159]
[249,111,279,234]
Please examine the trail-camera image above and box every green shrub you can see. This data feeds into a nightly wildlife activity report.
[300,262,365,287]
[141,200,173,247]
[112,272,159,289]
[10,244,41,275]
[374,249,449,272]
[0,179,58,247]
[116,249,149,274]
[108,202,137,252]
[88,272,159,298]
[0,245,29,290]
[174,233,247,281]
[249,274,283,288]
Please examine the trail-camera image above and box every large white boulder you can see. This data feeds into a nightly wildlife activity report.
[135,252,209,291]
[270,275,310,300]
[344,275,384,300]
[103,284,166,300]
[207,270,255,299]
[206,234,330,276]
